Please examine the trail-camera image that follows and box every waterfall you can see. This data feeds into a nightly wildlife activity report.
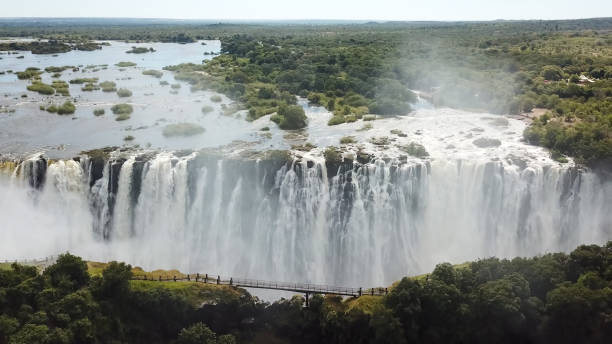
[1,151,610,288]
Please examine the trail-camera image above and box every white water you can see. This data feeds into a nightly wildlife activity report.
[1,149,610,288]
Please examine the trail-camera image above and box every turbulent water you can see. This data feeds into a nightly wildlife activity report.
[1,151,610,288]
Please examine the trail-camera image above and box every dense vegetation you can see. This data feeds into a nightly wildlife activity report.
[2,242,611,343]
[2,19,610,163]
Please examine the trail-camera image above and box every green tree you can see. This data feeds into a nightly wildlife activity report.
[177,322,216,344]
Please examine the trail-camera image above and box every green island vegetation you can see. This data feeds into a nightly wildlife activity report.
[99,81,117,92]
[123,135,135,141]
[94,18,605,165]
[126,46,156,54]
[142,69,163,78]
[81,83,99,92]
[0,40,103,54]
[116,88,133,97]
[162,122,206,137]
[159,80,169,86]
[115,61,137,68]
[93,108,105,116]
[26,81,55,95]
[69,77,98,85]
[50,80,70,96]
[111,103,133,121]
[44,101,76,115]
[2,242,610,343]
[16,67,43,80]
[171,83,182,89]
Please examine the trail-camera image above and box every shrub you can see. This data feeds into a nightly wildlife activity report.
[56,101,76,115]
[162,123,205,137]
[171,83,181,89]
[323,146,342,164]
[277,105,307,130]
[328,115,346,126]
[159,81,169,86]
[93,108,105,116]
[210,95,223,103]
[117,88,133,97]
[111,104,133,115]
[126,47,155,54]
[81,83,100,92]
[46,105,58,113]
[123,135,135,141]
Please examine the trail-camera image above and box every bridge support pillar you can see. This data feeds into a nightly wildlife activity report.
[305,293,309,308]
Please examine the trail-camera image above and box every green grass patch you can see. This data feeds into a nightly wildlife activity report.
[162,123,205,137]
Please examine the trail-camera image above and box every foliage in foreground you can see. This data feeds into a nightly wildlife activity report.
[2,242,611,343]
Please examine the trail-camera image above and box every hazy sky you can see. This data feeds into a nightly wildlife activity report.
[2,0,611,21]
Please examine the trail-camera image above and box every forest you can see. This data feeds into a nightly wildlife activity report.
[1,242,611,343]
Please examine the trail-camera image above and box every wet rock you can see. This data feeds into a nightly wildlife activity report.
[473,138,502,148]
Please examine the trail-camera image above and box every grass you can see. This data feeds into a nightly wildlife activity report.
[111,103,133,115]
[142,70,163,78]
[100,81,117,92]
[162,123,205,137]
[81,83,100,92]
[117,88,133,97]
[115,61,137,67]
[27,82,55,95]
[116,113,131,121]
[340,136,357,144]
[56,101,76,115]
[70,78,98,84]
[86,261,244,308]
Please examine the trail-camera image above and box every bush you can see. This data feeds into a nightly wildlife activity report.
[323,146,342,164]
[210,95,222,103]
[117,88,133,97]
[277,105,307,130]
[111,103,133,115]
[115,113,131,121]
[123,135,135,141]
[162,123,205,137]
[328,115,346,126]
[56,101,76,115]
[171,83,181,89]
[93,108,105,116]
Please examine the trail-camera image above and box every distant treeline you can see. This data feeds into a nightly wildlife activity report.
[1,242,611,343]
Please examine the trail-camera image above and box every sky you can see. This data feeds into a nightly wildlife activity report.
[2,0,611,21]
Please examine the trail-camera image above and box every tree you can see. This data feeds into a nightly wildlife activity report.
[277,104,307,130]
[43,254,90,293]
[177,322,216,344]
[541,65,564,81]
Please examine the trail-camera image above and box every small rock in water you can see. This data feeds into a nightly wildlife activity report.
[473,138,502,148]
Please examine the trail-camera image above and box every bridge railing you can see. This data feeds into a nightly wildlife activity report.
[131,273,388,297]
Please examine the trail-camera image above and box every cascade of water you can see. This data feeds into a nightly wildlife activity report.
[1,152,610,288]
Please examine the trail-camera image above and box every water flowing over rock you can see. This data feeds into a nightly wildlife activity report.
[1,151,611,288]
